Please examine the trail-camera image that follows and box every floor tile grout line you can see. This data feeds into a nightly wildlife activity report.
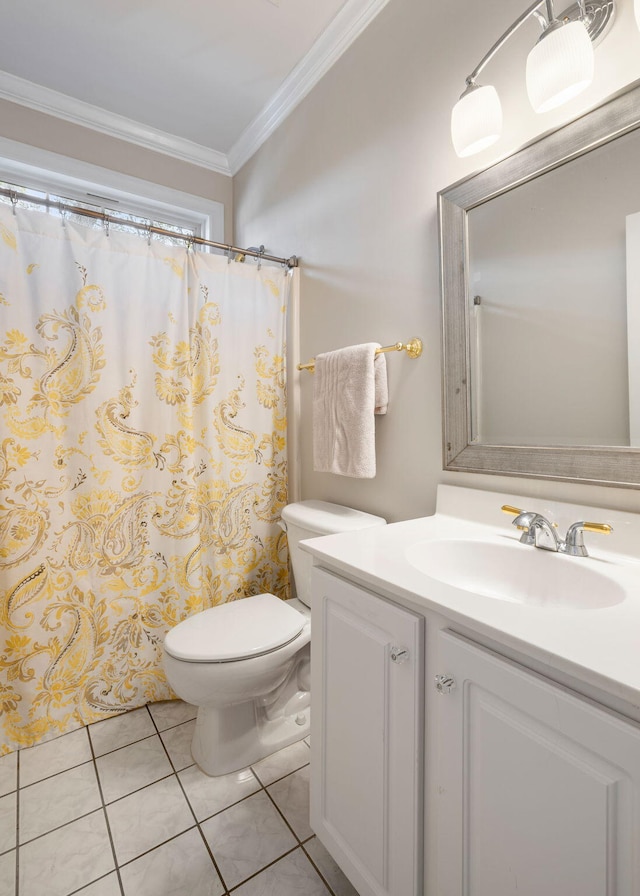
[194,826,230,896]
[263,783,306,846]
[51,805,310,893]
[101,824,336,896]
[16,707,146,756]
[89,713,197,761]
[13,706,205,894]
[145,701,197,734]
[101,770,176,808]
[16,721,105,789]
[301,841,341,896]
[191,780,267,827]
[66,869,121,896]
[225,843,302,893]
[158,730,315,893]
[94,817,336,896]
[90,730,158,761]
[87,725,126,896]
[17,806,108,849]
[115,824,199,869]
[17,708,318,896]
[18,704,195,783]
[151,716,198,734]
[100,803,125,896]
[18,756,94,791]
[149,708,231,895]
[169,756,311,864]
[144,703,157,731]
[251,759,310,789]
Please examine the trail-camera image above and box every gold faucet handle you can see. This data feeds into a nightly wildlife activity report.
[583,522,613,535]
[501,505,530,531]
[501,504,524,516]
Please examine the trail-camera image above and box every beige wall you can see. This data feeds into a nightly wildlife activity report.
[0,98,233,241]
[233,0,640,522]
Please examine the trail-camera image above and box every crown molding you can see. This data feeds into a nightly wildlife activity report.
[0,71,232,177]
[227,0,392,174]
[0,0,391,180]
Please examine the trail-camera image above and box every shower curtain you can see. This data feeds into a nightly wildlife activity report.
[0,205,292,754]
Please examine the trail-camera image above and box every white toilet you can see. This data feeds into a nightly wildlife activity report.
[162,500,386,776]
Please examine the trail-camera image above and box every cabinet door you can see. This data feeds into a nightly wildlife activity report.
[437,630,640,896]
[310,568,424,896]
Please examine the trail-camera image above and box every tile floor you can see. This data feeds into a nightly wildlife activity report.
[1,701,359,896]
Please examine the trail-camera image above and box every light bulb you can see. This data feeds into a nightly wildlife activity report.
[451,84,503,158]
[526,20,594,114]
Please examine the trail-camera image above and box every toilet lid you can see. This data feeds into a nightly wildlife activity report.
[163,593,306,662]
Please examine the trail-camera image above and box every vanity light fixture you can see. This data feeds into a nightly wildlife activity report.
[451,0,615,157]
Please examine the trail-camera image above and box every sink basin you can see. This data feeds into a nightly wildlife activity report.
[405,539,625,610]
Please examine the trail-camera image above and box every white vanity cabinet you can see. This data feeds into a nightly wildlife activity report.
[309,567,425,896]
[304,486,640,896]
[436,630,640,896]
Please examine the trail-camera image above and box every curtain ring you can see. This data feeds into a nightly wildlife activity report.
[59,202,66,229]
[257,245,265,271]
[186,235,194,253]
[10,191,18,216]
[103,212,110,237]
[146,220,153,247]
[227,247,233,264]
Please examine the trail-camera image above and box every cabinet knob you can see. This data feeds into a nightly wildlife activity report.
[390,646,409,664]
[435,674,456,695]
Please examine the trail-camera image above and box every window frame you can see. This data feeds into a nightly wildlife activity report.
[0,135,224,243]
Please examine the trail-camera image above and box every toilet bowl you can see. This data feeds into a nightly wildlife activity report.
[162,500,386,776]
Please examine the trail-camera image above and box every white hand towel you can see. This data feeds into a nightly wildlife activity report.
[313,343,388,478]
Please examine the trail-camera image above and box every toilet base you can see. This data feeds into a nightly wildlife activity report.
[191,700,310,776]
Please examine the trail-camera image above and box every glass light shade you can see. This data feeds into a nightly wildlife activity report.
[451,85,503,158]
[526,20,594,114]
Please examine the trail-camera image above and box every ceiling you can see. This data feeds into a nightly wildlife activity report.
[0,0,386,175]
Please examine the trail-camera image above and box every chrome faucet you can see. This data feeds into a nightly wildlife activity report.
[501,505,612,556]
[512,510,561,551]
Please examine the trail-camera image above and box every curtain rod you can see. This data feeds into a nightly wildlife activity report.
[0,186,299,269]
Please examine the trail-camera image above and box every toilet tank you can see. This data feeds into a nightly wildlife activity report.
[280,500,386,607]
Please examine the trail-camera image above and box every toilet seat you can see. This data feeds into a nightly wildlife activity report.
[163,593,306,663]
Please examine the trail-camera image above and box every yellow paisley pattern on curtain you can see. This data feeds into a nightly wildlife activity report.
[0,206,290,754]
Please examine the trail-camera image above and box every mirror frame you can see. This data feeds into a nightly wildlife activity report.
[439,81,640,488]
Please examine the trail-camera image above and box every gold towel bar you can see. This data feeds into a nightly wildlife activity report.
[297,337,423,373]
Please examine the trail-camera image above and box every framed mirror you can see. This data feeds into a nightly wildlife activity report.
[439,80,640,487]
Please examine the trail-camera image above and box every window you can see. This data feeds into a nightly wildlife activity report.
[0,182,199,248]
[0,135,224,247]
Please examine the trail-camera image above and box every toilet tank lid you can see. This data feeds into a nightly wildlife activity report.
[163,594,305,662]
[281,500,386,535]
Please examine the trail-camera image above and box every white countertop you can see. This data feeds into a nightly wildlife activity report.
[301,485,640,710]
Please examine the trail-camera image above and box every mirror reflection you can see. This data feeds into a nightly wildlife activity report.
[467,127,640,448]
